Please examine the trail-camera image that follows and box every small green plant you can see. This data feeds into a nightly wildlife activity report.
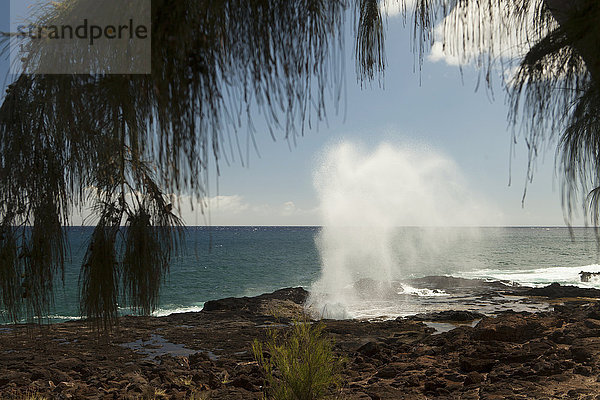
[176,375,194,387]
[187,391,209,400]
[139,387,168,400]
[252,319,343,400]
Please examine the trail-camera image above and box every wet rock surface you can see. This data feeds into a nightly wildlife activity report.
[522,282,600,299]
[202,287,309,313]
[405,310,485,322]
[2,281,600,399]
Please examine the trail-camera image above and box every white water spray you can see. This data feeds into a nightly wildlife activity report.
[308,141,499,319]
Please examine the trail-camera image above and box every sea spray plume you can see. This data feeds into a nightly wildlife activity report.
[308,141,498,319]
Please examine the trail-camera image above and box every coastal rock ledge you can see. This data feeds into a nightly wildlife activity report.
[2,282,600,399]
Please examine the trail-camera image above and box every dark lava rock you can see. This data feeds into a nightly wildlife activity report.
[366,392,381,400]
[405,276,521,294]
[463,371,484,386]
[523,283,600,299]
[357,341,380,357]
[406,310,484,322]
[375,365,398,379]
[207,372,223,389]
[188,351,211,366]
[570,346,593,363]
[586,306,600,320]
[584,319,600,329]
[8,285,600,400]
[579,271,600,282]
[229,377,257,392]
[459,356,496,373]
[472,314,544,343]
[406,276,492,290]
[548,330,575,345]
[553,301,592,315]
[532,360,563,376]
[202,287,309,313]
[573,365,592,376]
[0,371,30,387]
[423,378,447,393]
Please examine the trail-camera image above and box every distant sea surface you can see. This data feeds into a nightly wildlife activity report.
[6,226,600,323]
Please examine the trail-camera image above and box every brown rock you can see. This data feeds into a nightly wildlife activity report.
[5,286,600,400]
[208,371,223,389]
[230,377,257,392]
[0,371,31,387]
[584,319,600,330]
[375,365,398,379]
[472,315,544,343]
[202,287,308,313]
[463,371,484,386]
[571,346,593,363]
[402,375,421,387]
[573,365,592,376]
[357,341,380,358]
[407,310,485,322]
[459,356,496,373]
[423,378,446,393]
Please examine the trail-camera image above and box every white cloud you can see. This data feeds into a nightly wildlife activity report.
[428,39,461,66]
[207,195,249,214]
[426,2,544,69]
[379,0,538,71]
[180,195,318,226]
[281,201,297,216]
[379,0,415,17]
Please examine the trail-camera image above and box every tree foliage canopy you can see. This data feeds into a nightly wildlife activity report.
[0,0,598,327]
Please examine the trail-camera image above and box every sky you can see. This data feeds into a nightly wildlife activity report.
[0,1,584,227]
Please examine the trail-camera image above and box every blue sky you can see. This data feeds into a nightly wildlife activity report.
[197,11,572,227]
[0,2,580,226]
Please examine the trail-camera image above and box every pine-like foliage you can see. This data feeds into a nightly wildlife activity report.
[0,0,384,327]
[404,0,600,225]
[79,215,120,331]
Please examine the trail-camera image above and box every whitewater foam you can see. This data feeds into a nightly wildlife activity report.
[400,285,448,297]
[152,304,205,317]
[460,264,600,288]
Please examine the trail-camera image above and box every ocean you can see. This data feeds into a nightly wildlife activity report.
[5,226,600,323]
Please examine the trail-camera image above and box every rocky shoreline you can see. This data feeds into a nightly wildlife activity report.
[2,277,600,399]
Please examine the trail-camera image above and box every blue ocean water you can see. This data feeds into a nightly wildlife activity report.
[5,226,600,322]
[51,226,322,321]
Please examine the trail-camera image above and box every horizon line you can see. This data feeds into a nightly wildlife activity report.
[60,225,595,228]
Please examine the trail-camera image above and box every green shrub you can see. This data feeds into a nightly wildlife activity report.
[252,320,343,400]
